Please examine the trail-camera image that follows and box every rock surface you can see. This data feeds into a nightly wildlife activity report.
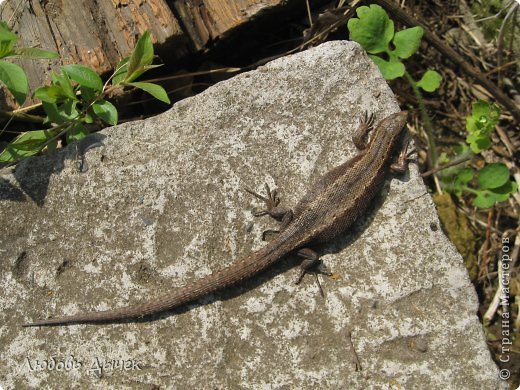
[0,41,503,389]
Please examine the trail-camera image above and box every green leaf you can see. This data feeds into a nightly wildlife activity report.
[66,123,89,143]
[84,110,95,124]
[42,100,80,124]
[11,47,59,59]
[92,99,118,125]
[466,131,491,153]
[0,129,55,162]
[112,56,129,85]
[142,64,163,71]
[126,81,170,104]
[473,190,499,209]
[34,85,64,103]
[62,64,103,91]
[0,60,27,104]
[437,152,450,166]
[126,31,154,82]
[0,22,18,43]
[492,180,517,196]
[0,23,17,57]
[456,168,474,184]
[441,177,464,196]
[59,99,80,121]
[347,4,394,54]
[473,183,515,209]
[472,100,499,122]
[42,101,64,124]
[478,163,509,189]
[393,26,423,59]
[52,71,76,100]
[466,100,500,133]
[79,85,97,103]
[369,55,405,80]
[453,143,469,155]
[416,70,442,92]
[0,40,16,58]
[465,115,482,136]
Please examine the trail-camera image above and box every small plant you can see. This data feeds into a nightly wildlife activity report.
[347,5,515,209]
[466,99,501,153]
[347,4,442,88]
[0,29,170,163]
[347,4,442,169]
[440,100,516,209]
[0,21,58,105]
[443,162,517,209]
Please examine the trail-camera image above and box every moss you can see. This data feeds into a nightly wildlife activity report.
[433,193,479,281]
[471,0,505,41]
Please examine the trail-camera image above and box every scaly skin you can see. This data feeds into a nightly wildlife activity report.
[23,111,408,326]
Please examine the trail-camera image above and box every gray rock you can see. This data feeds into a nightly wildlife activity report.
[0,41,503,389]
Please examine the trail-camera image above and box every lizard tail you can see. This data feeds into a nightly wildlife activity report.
[23,241,291,327]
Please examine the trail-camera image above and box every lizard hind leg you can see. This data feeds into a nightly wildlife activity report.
[294,248,332,297]
[390,138,412,173]
[261,210,293,241]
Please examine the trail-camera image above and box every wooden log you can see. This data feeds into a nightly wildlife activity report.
[0,0,184,106]
[0,0,293,108]
[172,0,282,50]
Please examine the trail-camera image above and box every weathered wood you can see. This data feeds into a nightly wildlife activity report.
[0,0,293,108]
[172,0,282,50]
[0,0,184,106]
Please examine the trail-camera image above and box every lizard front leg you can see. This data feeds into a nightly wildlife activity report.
[245,183,293,239]
[352,111,375,150]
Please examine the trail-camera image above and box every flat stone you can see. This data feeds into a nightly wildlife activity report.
[0,41,504,388]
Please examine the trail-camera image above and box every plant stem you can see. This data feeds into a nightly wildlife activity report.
[0,110,45,124]
[404,71,438,169]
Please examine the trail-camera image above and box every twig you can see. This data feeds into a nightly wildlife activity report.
[6,0,25,26]
[404,72,439,183]
[421,157,471,177]
[347,331,362,371]
[0,110,45,124]
[305,0,313,27]
[497,2,519,87]
[508,229,519,269]
[483,229,516,322]
[478,209,494,280]
[483,256,502,322]
[495,124,516,156]
[133,67,241,85]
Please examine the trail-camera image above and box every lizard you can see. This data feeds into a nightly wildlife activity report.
[23,110,409,327]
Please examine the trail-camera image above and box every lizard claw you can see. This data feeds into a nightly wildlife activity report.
[363,111,375,131]
[353,111,375,150]
[245,183,286,220]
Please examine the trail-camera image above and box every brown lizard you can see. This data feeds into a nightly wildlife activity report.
[23,111,409,327]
